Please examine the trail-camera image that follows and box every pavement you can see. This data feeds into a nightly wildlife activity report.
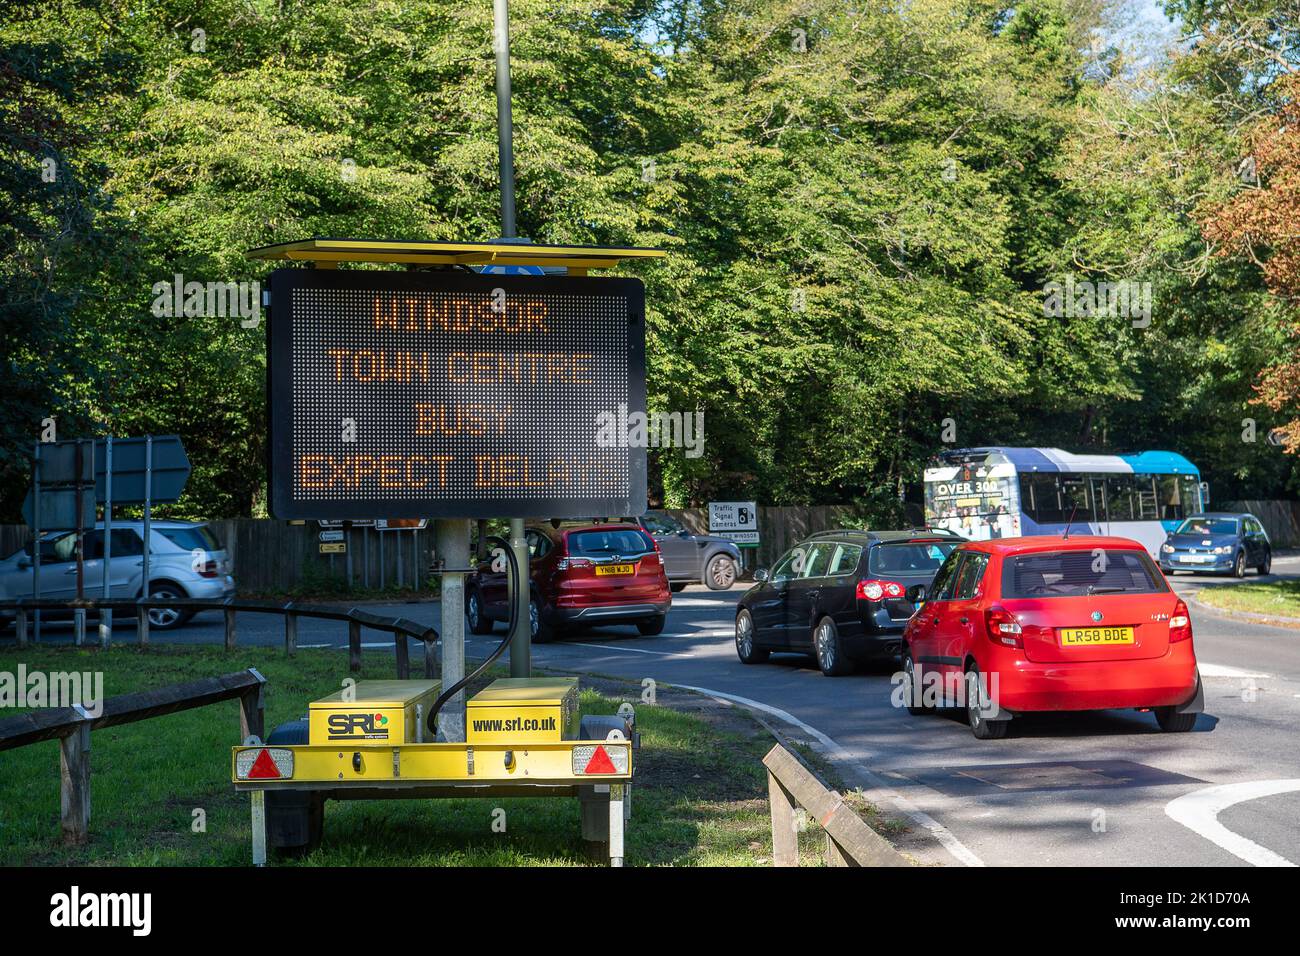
[10,556,1300,868]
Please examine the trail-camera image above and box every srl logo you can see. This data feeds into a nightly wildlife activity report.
[327,712,389,740]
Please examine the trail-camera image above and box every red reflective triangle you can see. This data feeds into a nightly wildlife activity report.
[247,749,280,779]
[584,745,618,775]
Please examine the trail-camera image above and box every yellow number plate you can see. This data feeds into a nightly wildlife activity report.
[1060,626,1135,646]
[596,564,635,576]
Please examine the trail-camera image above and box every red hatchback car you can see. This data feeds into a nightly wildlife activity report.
[900,536,1202,739]
[466,523,672,642]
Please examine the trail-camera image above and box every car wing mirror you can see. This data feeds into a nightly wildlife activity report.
[905,584,927,605]
[753,568,770,583]
[677,529,690,538]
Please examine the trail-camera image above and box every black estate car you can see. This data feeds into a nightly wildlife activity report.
[734,528,966,676]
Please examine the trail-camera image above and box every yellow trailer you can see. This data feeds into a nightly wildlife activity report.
[232,677,636,866]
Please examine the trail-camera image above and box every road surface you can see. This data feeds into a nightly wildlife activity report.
[11,561,1300,867]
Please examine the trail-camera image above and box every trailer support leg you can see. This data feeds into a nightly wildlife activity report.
[609,783,625,867]
[251,790,267,867]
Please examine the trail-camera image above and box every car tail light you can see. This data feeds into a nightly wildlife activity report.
[1169,599,1192,643]
[572,743,628,775]
[197,560,219,578]
[985,606,1023,647]
[235,747,294,780]
[856,579,905,602]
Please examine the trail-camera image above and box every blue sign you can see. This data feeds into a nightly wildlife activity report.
[476,264,546,276]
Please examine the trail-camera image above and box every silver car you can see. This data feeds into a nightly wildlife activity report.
[0,520,235,630]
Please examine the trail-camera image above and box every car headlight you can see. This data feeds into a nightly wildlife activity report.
[1161,543,1174,554]
[1213,546,1230,555]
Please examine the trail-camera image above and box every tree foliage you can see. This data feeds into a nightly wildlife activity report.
[2,0,1299,521]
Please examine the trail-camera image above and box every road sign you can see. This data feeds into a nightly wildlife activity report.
[267,268,647,520]
[319,530,345,542]
[21,487,96,530]
[93,436,190,504]
[477,264,545,275]
[320,542,346,554]
[709,500,760,546]
[34,441,95,485]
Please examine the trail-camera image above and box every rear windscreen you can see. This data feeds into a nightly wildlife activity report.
[157,526,222,551]
[567,529,654,557]
[869,541,958,575]
[1002,549,1165,598]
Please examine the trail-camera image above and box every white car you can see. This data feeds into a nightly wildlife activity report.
[0,521,235,630]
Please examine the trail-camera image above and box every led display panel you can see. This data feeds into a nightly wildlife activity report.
[267,268,647,519]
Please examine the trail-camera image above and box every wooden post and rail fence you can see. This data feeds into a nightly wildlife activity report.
[0,668,267,845]
[762,743,907,867]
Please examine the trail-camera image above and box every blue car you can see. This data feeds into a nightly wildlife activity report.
[1158,512,1272,578]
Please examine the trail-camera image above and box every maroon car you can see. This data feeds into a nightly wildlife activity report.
[466,523,672,642]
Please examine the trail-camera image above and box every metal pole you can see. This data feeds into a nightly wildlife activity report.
[32,444,42,644]
[494,2,529,676]
[142,435,152,617]
[73,440,86,647]
[494,0,517,238]
[392,530,403,590]
[509,518,530,677]
[345,523,354,590]
[363,526,370,590]
[100,437,112,647]
[435,520,469,741]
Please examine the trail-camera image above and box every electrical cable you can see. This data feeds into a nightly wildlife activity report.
[426,534,519,738]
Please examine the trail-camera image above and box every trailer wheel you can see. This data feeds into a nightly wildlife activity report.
[265,719,325,857]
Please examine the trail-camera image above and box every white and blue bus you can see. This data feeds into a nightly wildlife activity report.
[923,447,1208,556]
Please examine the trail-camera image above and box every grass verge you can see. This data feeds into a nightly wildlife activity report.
[1194,579,1300,619]
[0,644,840,866]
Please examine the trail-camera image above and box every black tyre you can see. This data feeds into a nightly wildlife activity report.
[735,609,769,664]
[636,615,666,636]
[529,596,556,643]
[265,719,325,857]
[813,617,852,677]
[1257,548,1272,575]
[465,588,495,635]
[146,582,192,630]
[704,554,737,590]
[1233,551,1246,578]
[670,582,689,593]
[1154,707,1197,732]
[965,666,1009,740]
[902,652,931,716]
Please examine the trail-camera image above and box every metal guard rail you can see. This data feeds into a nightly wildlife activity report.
[0,596,440,678]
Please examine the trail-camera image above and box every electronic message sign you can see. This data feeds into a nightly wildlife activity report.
[267,268,647,519]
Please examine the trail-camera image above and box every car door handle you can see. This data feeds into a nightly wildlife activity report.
[931,617,940,625]
[959,616,969,625]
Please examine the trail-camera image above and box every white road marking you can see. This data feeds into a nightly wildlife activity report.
[669,682,986,868]
[564,641,694,658]
[1165,779,1300,867]
[1199,663,1273,679]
